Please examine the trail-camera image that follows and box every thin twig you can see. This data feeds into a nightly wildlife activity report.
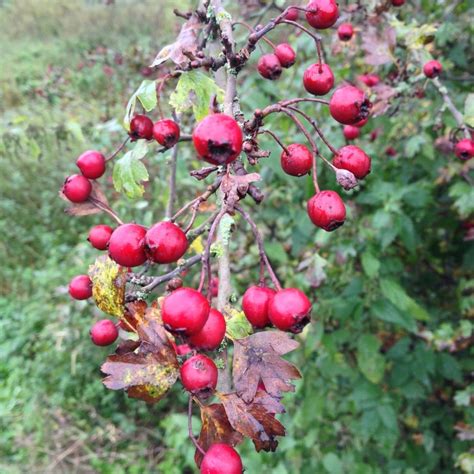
[188,396,206,456]
[106,137,130,161]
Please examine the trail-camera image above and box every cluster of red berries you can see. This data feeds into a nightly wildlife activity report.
[129,114,181,147]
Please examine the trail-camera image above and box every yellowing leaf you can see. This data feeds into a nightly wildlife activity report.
[189,235,204,254]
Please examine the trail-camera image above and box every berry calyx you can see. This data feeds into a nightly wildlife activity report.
[391,0,405,6]
[284,7,299,21]
[192,113,243,166]
[358,74,380,87]
[69,274,93,300]
[337,23,354,41]
[152,119,181,148]
[180,354,218,396]
[329,85,372,125]
[90,319,118,346]
[200,444,243,474]
[242,286,275,328]
[305,0,339,29]
[88,224,113,250]
[303,63,334,96]
[333,145,371,179]
[268,288,312,333]
[280,144,313,176]
[188,308,226,351]
[307,190,346,231]
[162,287,210,335]
[343,125,360,141]
[76,150,106,179]
[108,223,147,267]
[454,139,474,161]
[257,53,283,80]
[62,174,92,203]
[145,221,188,264]
[423,60,443,79]
[129,114,154,141]
[274,43,296,68]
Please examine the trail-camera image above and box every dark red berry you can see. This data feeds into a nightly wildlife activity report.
[62,174,92,203]
[343,125,360,141]
[385,146,397,157]
[423,60,442,78]
[337,23,354,41]
[285,7,299,21]
[145,221,188,264]
[454,139,474,161]
[162,287,210,335]
[358,74,380,87]
[180,354,218,396]
[108,223,147,267]
[200,444,243,474]
[175,343,192,356]
[188,308,226,351]
[329,85,372,125]
[392,0,405,6]
[305,0,339,29]
[69,274,93,300]
[307,190,346,231]
[90,319,118,346]
[192,113,243,166]
[268,288,312,333]
[354,117,369,128]
[280,144,313,176]
[76,150,106,179]
[274,43,296,68]
[129,114,153,140]
[210,277,219,298]
[88,224,113,250]
[333,145,371,178]
[257,53,283,80]
[153,119,180,148]
[242,286,275,328]
[303,63,334,96]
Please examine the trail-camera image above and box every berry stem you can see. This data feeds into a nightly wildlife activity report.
[188,396,206,456]
[88,197,124,225]
[106,137,130,162]
[259,129,289,154]
[233,21,276,49]
[280,19,324,66]
[165,115,180,218]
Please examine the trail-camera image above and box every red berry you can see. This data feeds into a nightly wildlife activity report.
[257,53,283,80]
[200,444,243,474]
[303,63,334,96]
[329,85,372,125]
[307,190,346,231]
[145,221,188,264]
[152,119,180,148]
[210,277,219,298]
[285,7,299,21]
[268,288,312,333]
[162,287,210,335]
[192,113,243,166]
[180,354,218,396]
[333,145,371,178]
[129,114,153,140]
[175,343,192,356]
[305,0,339,29]
[69,274,93,300]
[90,319,118,346]
[423,60,442,78]
[188,308,226,351]
[88,224,113,250]
[242,286,275,328]
[454,139,474,161]
[343,125,360,141]
[62,174,92,203]
[108,223,147,267]
[354,117,369,128]
[274,43,296,68]
[76,150,106,179]
[385,146,397,157]
[392,0,405,6]
[280,144,313,176]
[337,23,354,41]
[358,74,380,87]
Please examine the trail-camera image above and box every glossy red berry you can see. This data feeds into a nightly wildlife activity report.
[175,343,192,356]
[334,145,371,179]
[62,174,92,203]
[391,0,405,6]
[200,444,243,474]
[88,224,113,250]
[257,53,282,80]
[152,119,180,148]
[129,114,153,140]
[280,144,313,176]
[192,113,243,166]
[343,125,360,141]
[303,63,334,96]
[242,286,275,328]
[329,85,372,125]
[180,354,218,396]
[69,274,93,300]
[358,74,380,87]
[76,150,106,179]
[145,221,188,264]
[274,43,296,68]
[90,319,118,346]
[337,23,354,41]
[285,7,299,21]
[188,308,226,351]
[268,288,312,333]
[306,0,339,29]
[162,287,210,335]
[423,60,442,78]
[307,190,346,231]
[454,139,474,161]
[108,223,147,267]
[354,117,369,128]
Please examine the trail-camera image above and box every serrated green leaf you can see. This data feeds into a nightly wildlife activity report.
[372,299,417,332]
[322,453,343,474]
[361,251,380,278]
[123,80,157,129]
[357,334,386,384]
[225,309,253,340]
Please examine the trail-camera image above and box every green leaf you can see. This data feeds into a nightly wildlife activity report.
[123,80,157,129]
[357,334,385,384]
[322,453,343,474]
[464,93,474,128]
[449,182,474,218]
[377,404,399,433]
[372,299,417,332]
[361,251,380,278]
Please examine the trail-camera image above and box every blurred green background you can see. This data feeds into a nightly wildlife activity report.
[0,0,473,473]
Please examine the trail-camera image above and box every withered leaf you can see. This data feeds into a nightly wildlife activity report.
[371,83,399,116]
[233,331,301,403]
[60,181,110,216]
[362,27,396,66]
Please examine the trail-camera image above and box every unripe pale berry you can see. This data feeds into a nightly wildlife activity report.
[188,308,226,351]
[76,150,106,179]
[180,354,218,396]
[88,224,113,250]
[343,125,360,141]
[305,0,339,29]
[62,174,92,203]
[423,60,442,78]
[303,63,334,96]
[307,190,346,231]
[152,119,180,148]
[268,288,312,333]
[200,444,243,474]
[108,223,147,267]
[333,145,371,179]
[69,274,93,300]
[454,139,474,161]
[90,319,118,346]
[242,286,275,328]
[274,43,296,68]
[280,144,313,176]
[129,114,154,140]
[145,221,188,264]
[337,23,354,41]
[257,53,283,80]
[329,85,372,125]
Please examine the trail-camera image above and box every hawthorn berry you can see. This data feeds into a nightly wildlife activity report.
[69,274,93,300]
[257,53,283,80]
[90,319,118,346]
[192,113,243,165]
[423,60,442,79]
[303,63,334,96]
[386,146,397,157]
[108,223,147,267]
[392,0,405,6]
[180,354,218,396]
[284,7,299,21]
[333,145,371,179]
[307,190,346,231]
[76,150,106,179]
[175,343,192,356]
[337,23,354,41]
[454,139,474,161]
[200,444,243,474]
[354,117,369,128]
[161,287,210,335]
[305,0,339,29]
[153,119,180,148]
[358,73,380,87]
[343,125,360,141]
[280,144,313,176]
[242,285,275,328]
[88,224,113,250]
[210,277,219,298]
[188,308,226,351]
[274,43,296,68]
[145,221,188,264]
[129,114,154,140]
[329,85,371,125]
[62,174,92,203]
[268,288,312,333]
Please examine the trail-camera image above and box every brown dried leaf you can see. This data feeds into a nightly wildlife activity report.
[362,27,396,66]
[371,84,398,116]
[61,181,110,216]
